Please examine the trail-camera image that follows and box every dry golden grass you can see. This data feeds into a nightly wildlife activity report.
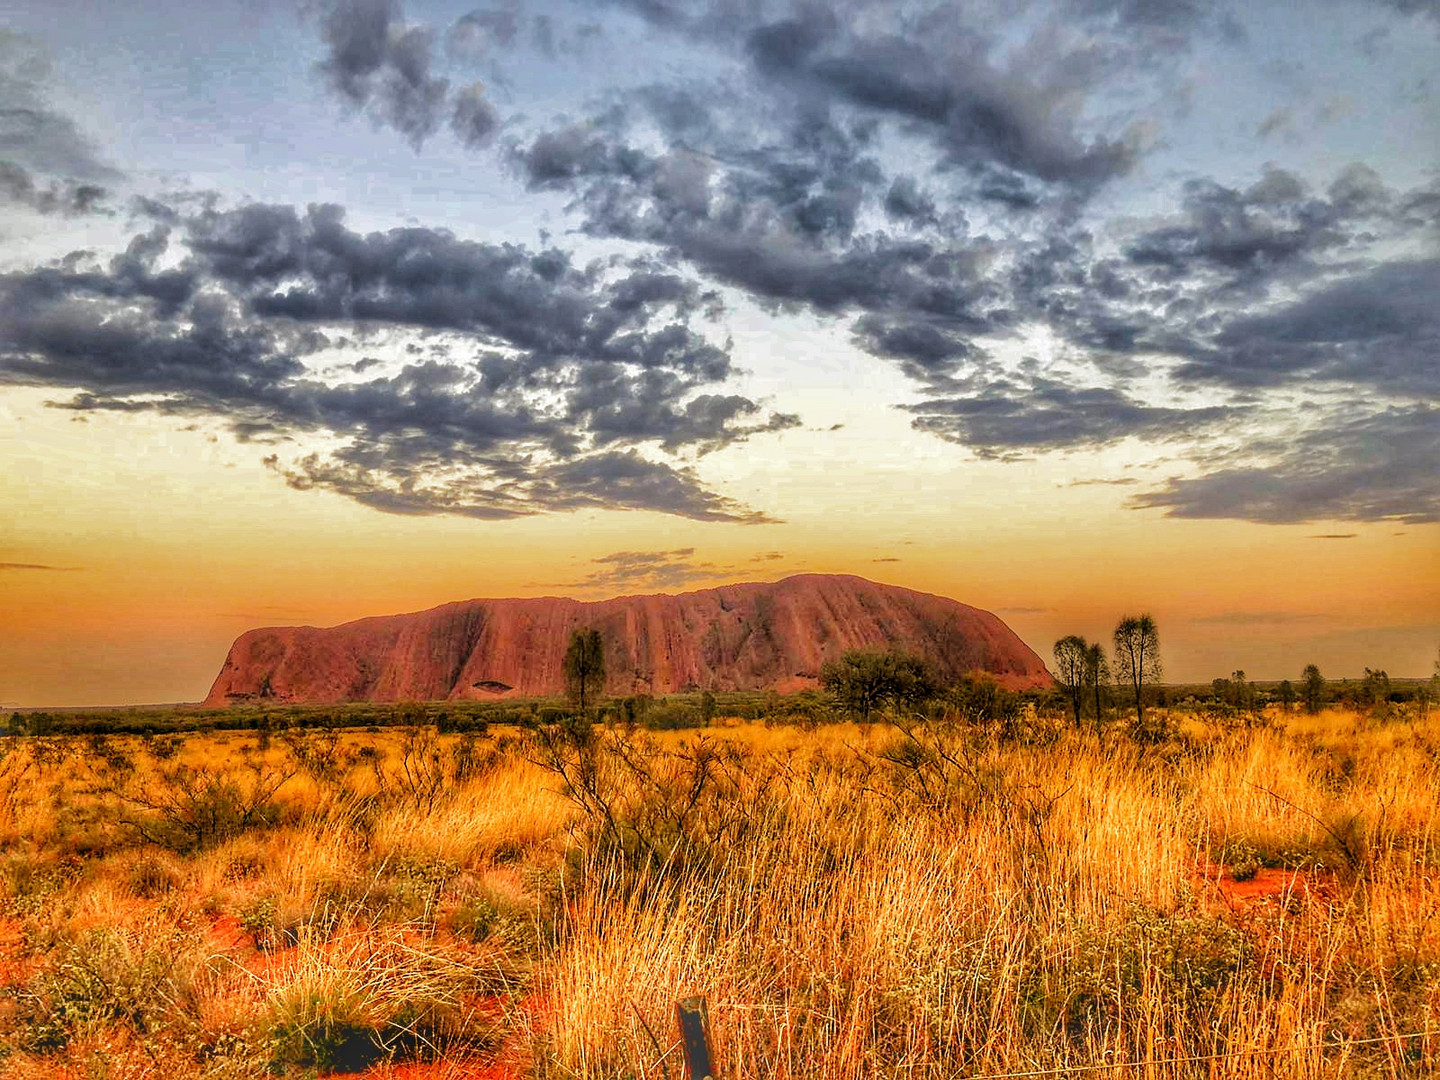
[0,708,1435,1078]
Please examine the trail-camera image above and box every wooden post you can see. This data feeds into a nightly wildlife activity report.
[676,996,717,1080]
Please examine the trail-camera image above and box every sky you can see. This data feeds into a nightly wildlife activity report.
[0,0,1437,706]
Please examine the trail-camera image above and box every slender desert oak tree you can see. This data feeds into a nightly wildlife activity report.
[1302,663,1325,714]
[1085,641,1109,727]
[1053,635,1089,727]
[1113,615,1161,725]
[564,628,606,712]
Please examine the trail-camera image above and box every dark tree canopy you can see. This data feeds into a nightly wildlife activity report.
[821,650,937,722]
[1113,614,1161,724]
[1084,641,1109,727]
[1053,635,1089,727]
[563,628,606,712]
[1302,663,1325,714]
[1278,679,1296,711]
[1361,667,1391,708]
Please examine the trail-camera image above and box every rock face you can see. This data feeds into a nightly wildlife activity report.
[204,574,1052,705]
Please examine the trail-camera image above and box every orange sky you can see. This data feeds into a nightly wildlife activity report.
[4,392,1435,707]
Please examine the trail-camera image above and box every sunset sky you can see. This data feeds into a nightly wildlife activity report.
[2,0,1437,707]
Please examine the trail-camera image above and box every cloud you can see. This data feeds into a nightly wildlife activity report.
[1178,258,1440,398]
[1193,611,1327,625]
[1130,406,1439,524]
[1364,0,1440,25]
[1067,476,1138,486]
[568,546,742,591]
[1309,533,1358,539]
[0,199,794,523]
[0,562,81,571]
[311,1,1436,529]
[17,3,1427,533]
[0,31,119,213]
[1255,106,1294,140]
[0,161,108,216]
[316,0,502,149]
[908,378,1236,458]
[1121,167,1375,287]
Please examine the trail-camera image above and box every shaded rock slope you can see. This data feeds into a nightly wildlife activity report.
[204,574,1052,705]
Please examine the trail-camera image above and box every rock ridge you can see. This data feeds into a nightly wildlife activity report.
[204,573,1053,705]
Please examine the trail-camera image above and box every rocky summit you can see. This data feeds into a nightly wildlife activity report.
[204,574,1053,705]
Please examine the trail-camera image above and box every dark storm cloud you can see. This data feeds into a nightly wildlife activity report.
[269,446,767,522]
[317,0,502,148]
[852,313,982,388]
[0,199,791,523]
[536,452,775,522]
[1176,258,1440,397]
[1010,168,1436,389]
[908,378,1235,458]
[1131,406,1440,525]
[883,175,938,224]
[743,16,1140,189]
[1121,167,1379,286]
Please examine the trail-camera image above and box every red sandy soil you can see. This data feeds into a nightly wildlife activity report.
[207,912,248,949]
[0,915,36,987]
[1193,860,1336,908]
[206,573,1054,705]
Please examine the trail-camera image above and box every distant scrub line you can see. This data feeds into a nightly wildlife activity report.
[7,673,1432,739]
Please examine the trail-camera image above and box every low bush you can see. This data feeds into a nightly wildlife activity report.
[13,928,200,1051]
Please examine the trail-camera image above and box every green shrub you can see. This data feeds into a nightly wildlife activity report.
[1215,838,1263,881]
[15,929,198,1051]
[642,701,703,729]
[451,886,531,945]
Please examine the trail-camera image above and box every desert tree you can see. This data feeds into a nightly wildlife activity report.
[821,650,936,722]
[1302,663,1325,714]
[1231,670,1256,714]
[1084,641,1110,727]
[1278,679,1296,712]
[1113,614,1161,724]
[1361,667,1391,708]
[563,628,606,713]
[1052,635,1089,727]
